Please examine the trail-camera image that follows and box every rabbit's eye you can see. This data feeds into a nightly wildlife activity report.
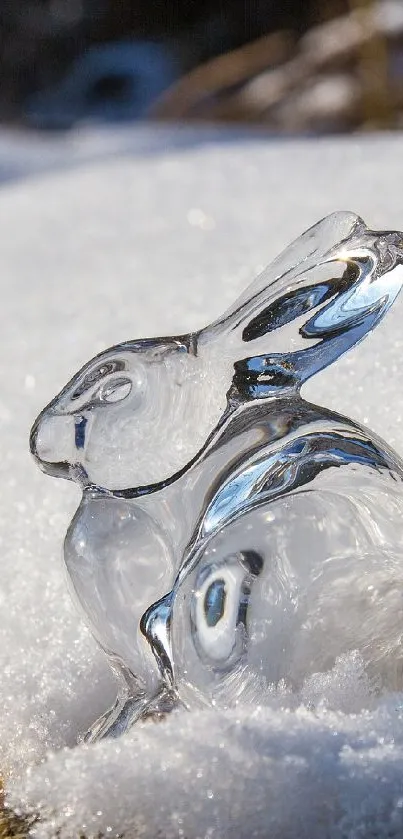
[190,553,261,669]
[99,377,132,403]
[71,360,125,400]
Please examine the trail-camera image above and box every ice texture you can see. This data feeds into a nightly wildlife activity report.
[2,127,403,836]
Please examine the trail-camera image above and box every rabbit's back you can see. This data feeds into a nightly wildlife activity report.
[178,396,403,549]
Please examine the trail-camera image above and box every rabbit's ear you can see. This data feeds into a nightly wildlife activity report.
[200,212,403,394]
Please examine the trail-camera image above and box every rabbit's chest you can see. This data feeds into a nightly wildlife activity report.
[63,494,174,646]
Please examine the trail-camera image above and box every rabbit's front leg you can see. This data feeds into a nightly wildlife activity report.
[82,689,147,743]
[82,680,178,742]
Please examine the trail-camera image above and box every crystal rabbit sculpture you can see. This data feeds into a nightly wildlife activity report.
[31,211,403,741]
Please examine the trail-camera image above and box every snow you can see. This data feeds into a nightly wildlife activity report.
[14,688,403,839]
[2,126,403,836]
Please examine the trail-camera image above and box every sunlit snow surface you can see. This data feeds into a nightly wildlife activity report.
[2,127,403,837]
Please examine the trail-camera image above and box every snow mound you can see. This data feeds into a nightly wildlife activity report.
[10,665,403,839]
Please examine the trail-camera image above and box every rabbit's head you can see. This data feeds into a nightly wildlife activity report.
[31,212,403,493]
[30,335,231,491]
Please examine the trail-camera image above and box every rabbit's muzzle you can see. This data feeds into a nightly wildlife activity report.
[30,409,77,480]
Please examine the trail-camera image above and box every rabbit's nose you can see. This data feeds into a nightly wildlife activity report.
[31,412,74,468]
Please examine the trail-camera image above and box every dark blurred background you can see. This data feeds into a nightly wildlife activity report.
[0,0,401,133]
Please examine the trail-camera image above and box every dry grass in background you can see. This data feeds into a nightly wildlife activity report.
[153,0,398,132]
